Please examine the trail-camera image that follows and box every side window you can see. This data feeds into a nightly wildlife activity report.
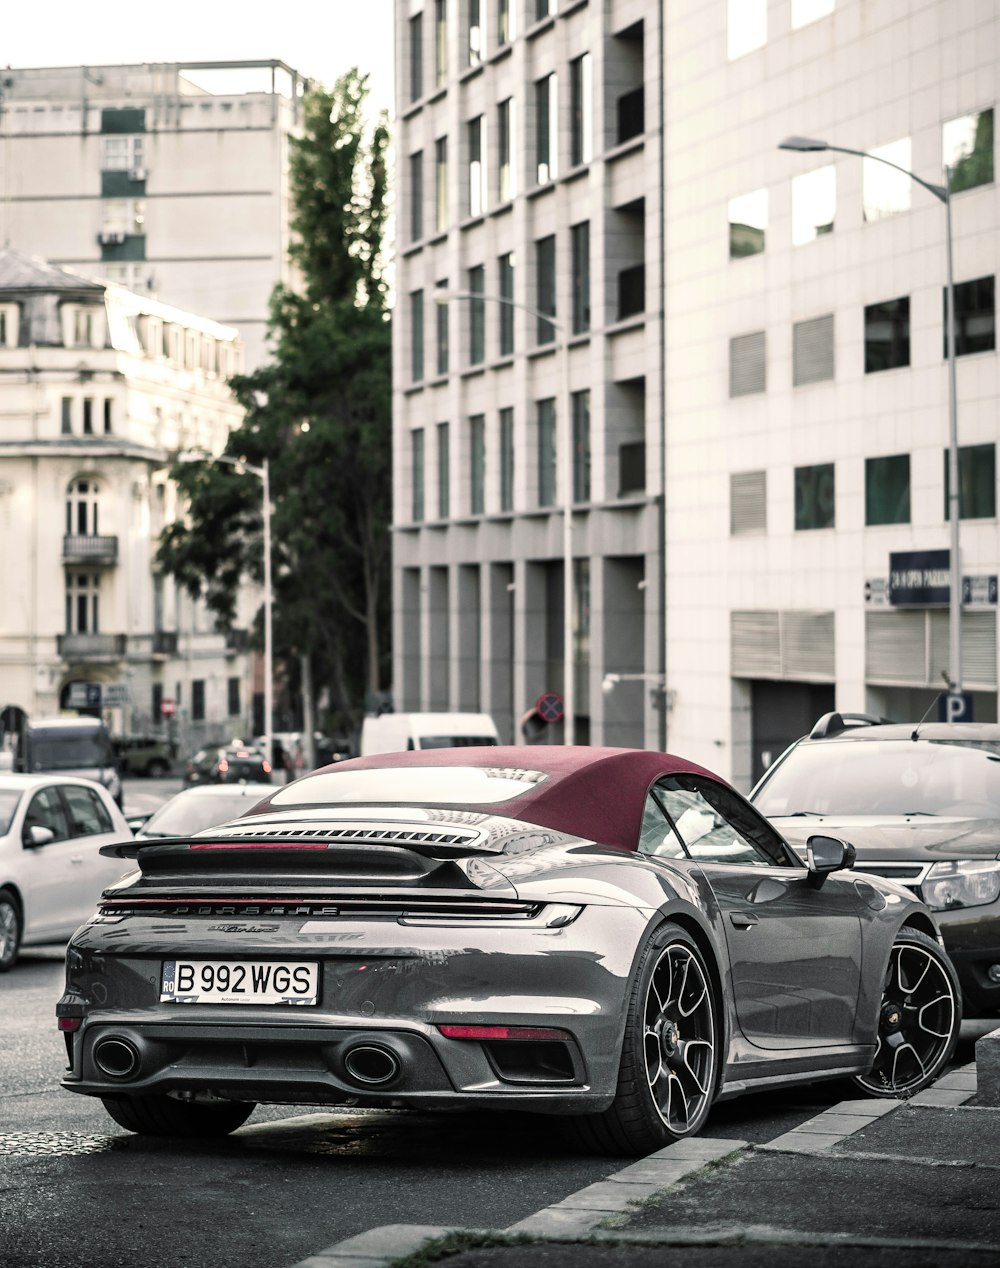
[62,785,113,837]
[637,794,687,858]
[23,788,71,844]
[651,776,791,867]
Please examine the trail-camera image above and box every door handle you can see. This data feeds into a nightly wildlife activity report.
[71,855,84,865]
[729,911,759,929]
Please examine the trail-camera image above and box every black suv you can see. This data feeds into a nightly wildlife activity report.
[183,745,272,787]
[751,712,1000,1017]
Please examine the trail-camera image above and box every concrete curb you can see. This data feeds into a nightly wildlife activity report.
[292,1224,458,1268]
[974,1025,1000,1105]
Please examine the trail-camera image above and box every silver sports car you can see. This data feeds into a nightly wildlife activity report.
[58,746,962,1154]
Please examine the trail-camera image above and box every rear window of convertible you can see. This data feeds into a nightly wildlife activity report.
[268,766,546,807]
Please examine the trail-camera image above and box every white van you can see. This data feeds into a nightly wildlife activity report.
[359,712,500,757]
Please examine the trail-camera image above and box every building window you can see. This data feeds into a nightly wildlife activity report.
[946,276,995,357]
[410,289,424,383]
[572,390,591,503]
[535,0,553,19]
[437,422,450,519]
[468,115,486,217]
[728,0,766,59]
[537,398,556,507]
[792,314,834,385]
[435,0,448,87]
[730,470,767,535]
[409,151,423,241]
[61,397,73,434]
[192,680,206,723]
[435,280,449,376]
[865,454,911,526]
[498,253,515,356]
[792,0,834,28]
[497,0,515,46]
[865,297,910,372]
[152,682,163,721]
[65,573,100,634]
[571,222,590,334]
[500,407,514,511]
[863,138,912,222]
[101,199,145,235]
[66,478,100,536]
[412,428,425,522]
[72,308,96,347]
[945,444,996,520]
[435,137,449,233]
[100,135,144,171]
[569,53,593,168]
[729,189,767,258]
[498,97,517,202]
[535,235,556,345]
[227,677,241,718]
[794,463,835,530]
[0,304,19,348]
[729,331,766,396]
[535,73,558,184]
[470,414,486,514]
[82,398,94,434]
[792,166,835,244]
[468,0,484,66]
[468,264,485,365]
[409,12,423,102]
[944,108,994,194]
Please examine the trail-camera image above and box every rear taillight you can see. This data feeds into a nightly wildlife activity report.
[189,841,328,850]
[437,1024,571,1041]
[57,1017,82,1033]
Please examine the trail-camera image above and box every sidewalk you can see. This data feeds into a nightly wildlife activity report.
[294,1027,1000,1268]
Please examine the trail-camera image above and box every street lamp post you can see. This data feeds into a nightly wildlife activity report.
[434,290,576,743]
[779,136,961,694]
[178,451,274,768]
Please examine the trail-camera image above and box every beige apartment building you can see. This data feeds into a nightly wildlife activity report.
[0,248,260,756]
[391,0,999,787]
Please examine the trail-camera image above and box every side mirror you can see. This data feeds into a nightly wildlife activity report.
[806,834,856,888]
[24,825,56,848]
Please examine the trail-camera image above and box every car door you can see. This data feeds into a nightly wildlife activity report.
[644,774,865,1051]
[17,784,78,938]
[58,783,130,924]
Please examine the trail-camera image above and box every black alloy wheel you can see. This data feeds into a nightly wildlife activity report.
[567,925,719,1155]
[0,889,22,972]
[853,927,961,1098]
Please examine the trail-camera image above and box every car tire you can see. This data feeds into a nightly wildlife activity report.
[564,924,720,1155]
[146,759,169,778]
[100,1093,256,1138]
[0,888,22,972]
[852,927,962,1099]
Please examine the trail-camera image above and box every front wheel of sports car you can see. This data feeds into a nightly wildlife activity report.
[852,927,961,1098]
[565,925,719,1155]
[101,1094,256,1138]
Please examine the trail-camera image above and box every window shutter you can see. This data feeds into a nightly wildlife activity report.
[729,331,766,397]
[730,470,767,535]
[793,314,834,385]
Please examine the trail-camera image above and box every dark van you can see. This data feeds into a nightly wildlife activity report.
[16,716,123,807]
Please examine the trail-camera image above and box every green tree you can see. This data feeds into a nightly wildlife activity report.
[157,71,391,741]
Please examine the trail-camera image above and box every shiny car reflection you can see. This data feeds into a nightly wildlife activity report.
[59,746,960,1154]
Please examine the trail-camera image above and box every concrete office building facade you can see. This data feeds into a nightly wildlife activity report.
[0,61,308,370]
[397,0,999,786]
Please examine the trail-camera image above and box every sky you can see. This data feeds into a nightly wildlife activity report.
[3,0,396,117]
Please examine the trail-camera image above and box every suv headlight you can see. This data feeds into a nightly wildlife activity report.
[921,860,1000,911]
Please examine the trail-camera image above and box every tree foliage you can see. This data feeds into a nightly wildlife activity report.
[156,71,392,734]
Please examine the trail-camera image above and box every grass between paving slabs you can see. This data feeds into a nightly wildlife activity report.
[388,1231,540,1267]
[597,1146,749,1231]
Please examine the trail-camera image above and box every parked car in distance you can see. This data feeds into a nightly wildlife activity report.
[14,716,122,807]
[0,773,131,970]
[183,745,272,787]
[115,735,174,778]
[61,745,959,1150]
[751,712,1000,1018]
[134,783,275,839]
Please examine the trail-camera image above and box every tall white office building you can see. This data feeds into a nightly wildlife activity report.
[392,0,999,788]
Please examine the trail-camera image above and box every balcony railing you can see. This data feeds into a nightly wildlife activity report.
[57,633,127,660]
[63,534,119,565]
[225,628,250,655]
[153,630,179,656]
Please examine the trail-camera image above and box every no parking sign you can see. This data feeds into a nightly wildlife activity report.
[535,692,564,724]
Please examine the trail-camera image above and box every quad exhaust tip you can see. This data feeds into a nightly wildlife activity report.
[93,1036,141,1079]
[342,1043,401,1086]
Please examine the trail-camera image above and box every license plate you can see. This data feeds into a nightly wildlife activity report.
[160,960,318,1005]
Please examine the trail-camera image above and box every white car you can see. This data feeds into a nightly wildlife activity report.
[134,783,274,839]
[0,773,132,970]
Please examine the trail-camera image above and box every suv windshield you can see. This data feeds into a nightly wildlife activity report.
[755,739,1000,818]
[30,735,113,770]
